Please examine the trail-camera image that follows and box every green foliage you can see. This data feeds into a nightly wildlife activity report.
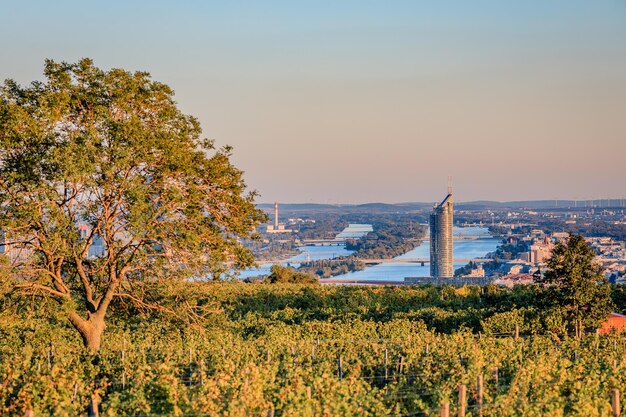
[0,256,11,298]
[481,309,525,334]
[265,265,318,284]
[298,257,365,278]
[0,58,266,349]
[542,234,613,337]
[2,282,626,416]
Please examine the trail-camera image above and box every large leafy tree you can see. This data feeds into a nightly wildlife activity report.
[0,59,266,350]
[541,234,613,338]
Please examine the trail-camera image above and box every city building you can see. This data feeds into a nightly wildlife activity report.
[529,238,554,265]
[466,264,485,277]
[552,232,570,242]
[430,187,454,278]
[492,273,535,288]
[266,201,293,233]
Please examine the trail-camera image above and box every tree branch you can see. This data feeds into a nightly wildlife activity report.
[15,282,71,299]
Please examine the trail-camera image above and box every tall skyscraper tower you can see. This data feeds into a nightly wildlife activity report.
[430,182,454,278]
[274,201,279,229]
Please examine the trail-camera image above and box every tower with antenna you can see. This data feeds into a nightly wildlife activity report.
[430,178,454,278]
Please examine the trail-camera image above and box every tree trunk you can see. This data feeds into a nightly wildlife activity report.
[574,319,583,339]
[68,312,105,417]
[69,311,106,351]
[88,396,100,417]
[579,319,583,339]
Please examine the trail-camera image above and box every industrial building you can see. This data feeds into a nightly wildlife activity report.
[266,201,292,233]
[430,187,454,278]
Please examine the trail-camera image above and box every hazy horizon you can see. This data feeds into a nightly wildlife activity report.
[2,1,625,203]
[256,198,626,206]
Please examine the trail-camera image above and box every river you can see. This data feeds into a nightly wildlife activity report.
[238,224,369,279]
[328,226,499,282]
[239,224,500,281]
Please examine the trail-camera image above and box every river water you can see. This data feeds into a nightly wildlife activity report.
[237,224,367,279]
[328,227,499,282]
[239,225,500,281]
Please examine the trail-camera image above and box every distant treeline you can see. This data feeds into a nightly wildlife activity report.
[296,257,366,278]
[539,219,626,241]
[293,214,348,240]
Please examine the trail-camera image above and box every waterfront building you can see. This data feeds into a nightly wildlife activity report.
[466,264,486,277]
[430,189,454,278]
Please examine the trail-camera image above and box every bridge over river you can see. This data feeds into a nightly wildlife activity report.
[257,258,490,266]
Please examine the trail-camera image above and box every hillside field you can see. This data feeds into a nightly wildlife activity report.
[2,283,626,416]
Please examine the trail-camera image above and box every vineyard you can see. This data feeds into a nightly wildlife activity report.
[2,283,626,416]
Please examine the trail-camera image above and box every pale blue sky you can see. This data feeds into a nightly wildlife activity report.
[2,1,625,203]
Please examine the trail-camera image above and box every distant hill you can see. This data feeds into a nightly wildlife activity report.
[258,200,581,212]
[257,202,432,213]
[458,200,576,210]
[354,203,396,209]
